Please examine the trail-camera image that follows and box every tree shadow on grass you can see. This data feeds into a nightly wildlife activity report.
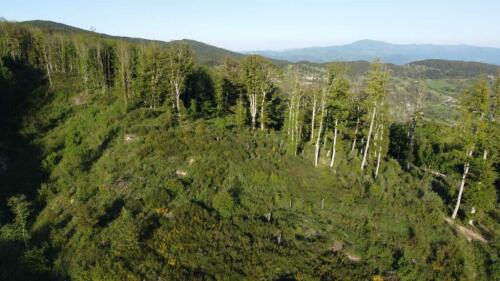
[0,58,52,280]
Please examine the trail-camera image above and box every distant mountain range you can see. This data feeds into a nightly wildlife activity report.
[249,40,500,65]
[17,21,500,70]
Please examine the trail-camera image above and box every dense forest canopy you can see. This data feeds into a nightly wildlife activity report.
[0,21,499,280]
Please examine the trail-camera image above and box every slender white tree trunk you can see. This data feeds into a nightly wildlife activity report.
[45,63,52,87]
[375,144,382,178]
[174,82,182,117]
[60,38,65,73]
[43,46,52,87]
[288,96,294,137]
[120,50,128,106]
[250,93,258,130]
[361,106,377,170]
[323,128,328,151]
[375,127,384,178]
[295,98,301,142]
[451,149,473,220]
[260,91,267,130]
[260,92,266,131]
[314,117,324,167]
[330,119,338,168]
[351,117,359,152]
[314,98,326,167]
[266,211,271,222]
[310,95,317,143]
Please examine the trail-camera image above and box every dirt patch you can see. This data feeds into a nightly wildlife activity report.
[72,94,88,106]
[445,217,487,243]
[331,240,343,252]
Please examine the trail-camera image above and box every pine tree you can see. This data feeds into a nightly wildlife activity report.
[451,77,492,220]
[1,195,31,248]
[117,42,132,108]
[241,55,276,130]
[360,60,389,171]
[326,63,351,168]
[283,66,305,154]
[165,43,194,117]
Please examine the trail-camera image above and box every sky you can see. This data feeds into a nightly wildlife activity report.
[3,0,500,51]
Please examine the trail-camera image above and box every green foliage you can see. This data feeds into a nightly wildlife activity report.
[0,20,498,281]
[234,96,247,128]
[212,190,234,218]
[410,59,500,78]
[1,195,31,245]
[0,59,13,82]
[241,55,280,129]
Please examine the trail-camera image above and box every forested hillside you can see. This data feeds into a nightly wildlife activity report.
[0,21,499,281]
[20,20,245,65]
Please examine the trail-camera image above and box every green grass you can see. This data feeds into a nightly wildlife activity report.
[22,83,494,280]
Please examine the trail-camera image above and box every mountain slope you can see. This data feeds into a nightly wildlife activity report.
[1,64,492,280]
[409,59,500,77]
[1,20,498,281]
[20,20,244,64]
[251,40,500,65]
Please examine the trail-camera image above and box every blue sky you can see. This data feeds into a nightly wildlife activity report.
[3,0,500,51]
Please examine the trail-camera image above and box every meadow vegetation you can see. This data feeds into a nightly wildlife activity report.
[0,21,498,280]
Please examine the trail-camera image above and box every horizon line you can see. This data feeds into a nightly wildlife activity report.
[7,18,500,52]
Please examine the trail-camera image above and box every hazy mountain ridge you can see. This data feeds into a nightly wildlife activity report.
[19,21,500,71]
[250,39,500,65]
[20,20,245,65]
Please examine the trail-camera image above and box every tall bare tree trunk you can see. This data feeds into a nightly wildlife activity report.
[120,49,128,106]
[310,94,317,143]
[351,117,359,152]
[43,46,52,87]
[375,127,384,177]
[361,106,377,170]
[451,149,473,220]
[45,63,52,87]
[323,127,328,151]
[375,144,382,178]
[175,82,181,117]
[288,96,294,137]
[250,93,258,130]
[260,91,267,130]
[314,114,324,167]
[60,37,66,73]
[314,91,327,167]
[329,119,338,168]
[297,123,303,156]
[96,44,104,93]
[295,98,301,142]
